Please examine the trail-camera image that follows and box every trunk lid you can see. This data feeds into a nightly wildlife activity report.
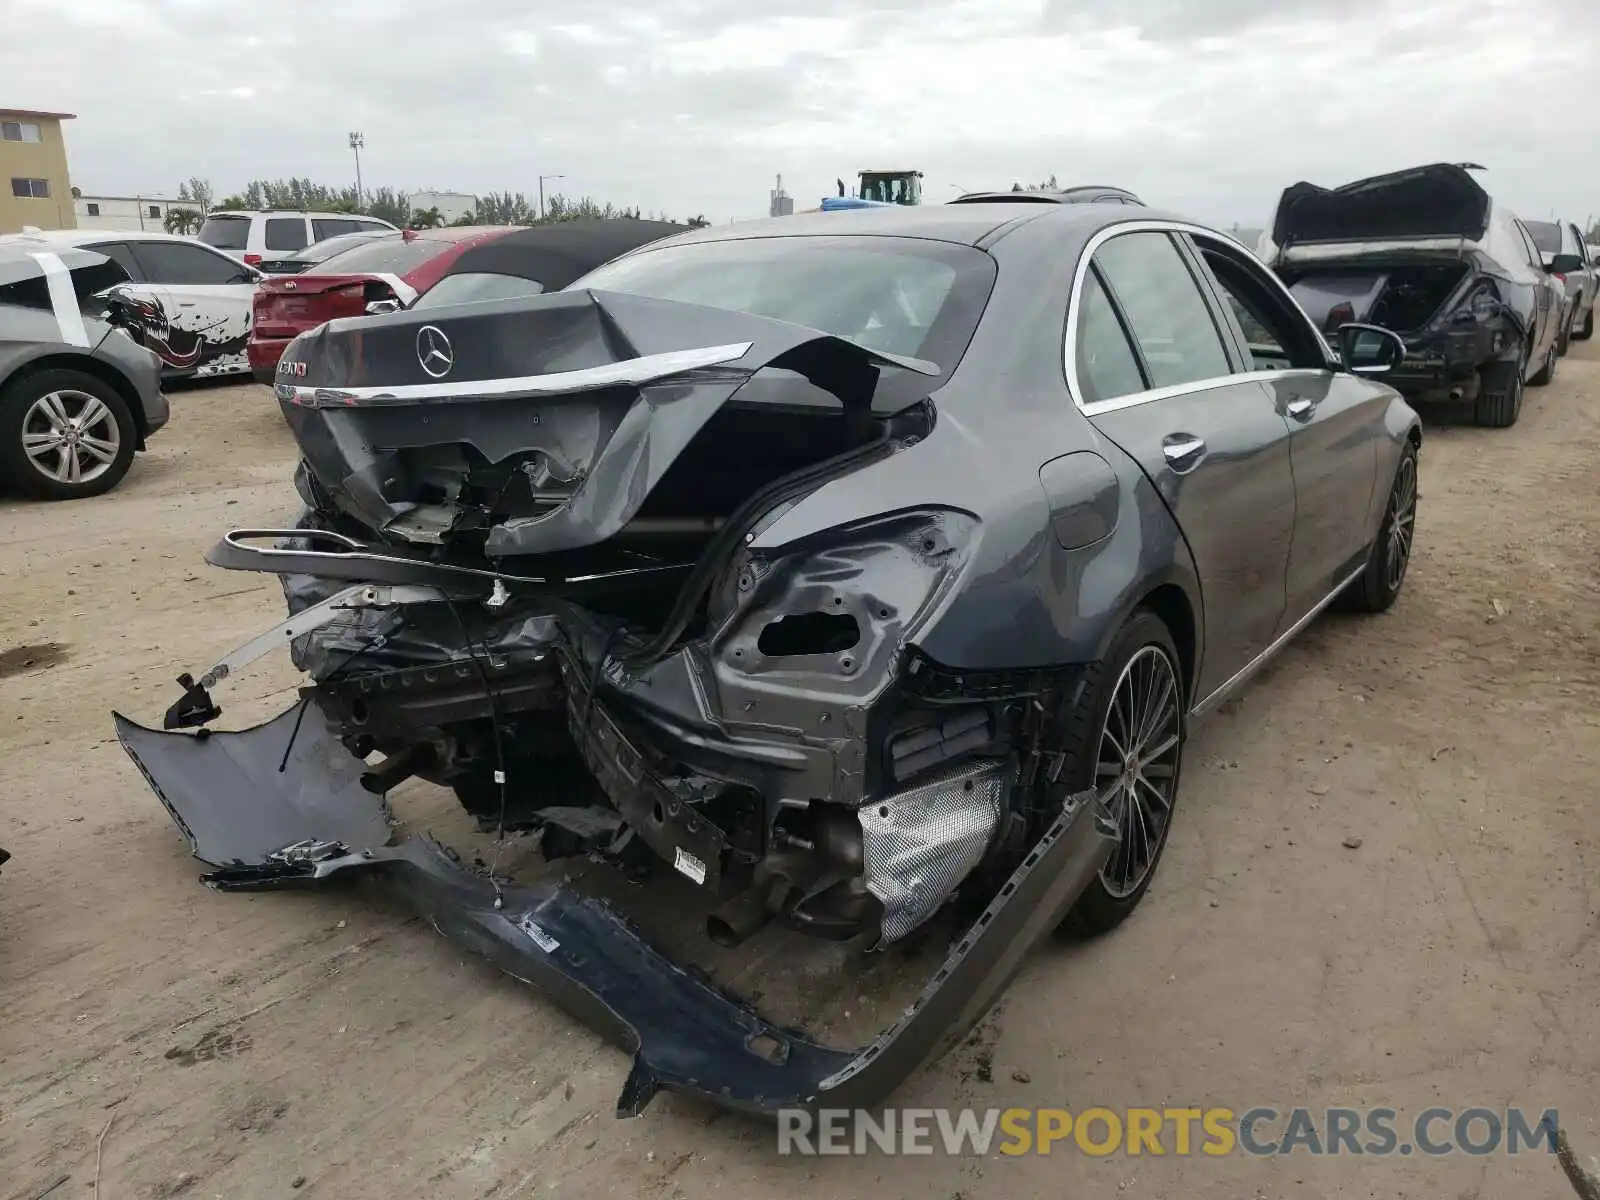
[1272,162,1491,248]
[253,273,400,340]
[274,288,938,558]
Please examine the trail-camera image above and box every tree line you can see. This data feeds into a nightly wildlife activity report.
[161,177,709,235]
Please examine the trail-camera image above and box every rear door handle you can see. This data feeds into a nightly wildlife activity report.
[1162,434,1206,472]
[1286,395,1314,420]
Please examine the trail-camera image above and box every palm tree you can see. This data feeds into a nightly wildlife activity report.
[409,206,444,229]
[163,207,204,236]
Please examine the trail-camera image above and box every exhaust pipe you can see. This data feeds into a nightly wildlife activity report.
[706,875,797,948]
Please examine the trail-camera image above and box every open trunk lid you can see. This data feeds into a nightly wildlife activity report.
[275,288,938,558]
[1272,162,1491,249]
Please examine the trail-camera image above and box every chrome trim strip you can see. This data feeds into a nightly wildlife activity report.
[288,341,756,404]
[1190,563,1366,719]
[29,251,90,348]
[1063,219,1337,416]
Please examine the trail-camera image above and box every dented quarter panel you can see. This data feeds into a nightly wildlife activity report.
[746,210,1202,676]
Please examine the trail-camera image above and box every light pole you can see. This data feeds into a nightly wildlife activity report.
[348,131,365,209]
[538,173,563,221]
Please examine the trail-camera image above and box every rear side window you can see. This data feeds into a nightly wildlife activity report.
[197,215,249,250]
[265,217,309,252]
[306,237,448,277]
[1092,232,1232,388]
[1075,269,1146,403]
[87,241,144,281]
[312,218,360,241]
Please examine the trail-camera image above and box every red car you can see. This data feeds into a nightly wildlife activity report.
[248,226,516,382]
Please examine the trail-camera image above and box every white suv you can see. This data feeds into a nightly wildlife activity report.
[198,211,399,266]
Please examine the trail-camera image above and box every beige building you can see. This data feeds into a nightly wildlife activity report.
[0,108,77,233]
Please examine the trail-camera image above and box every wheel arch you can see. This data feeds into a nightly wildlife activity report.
[3,353,149,447]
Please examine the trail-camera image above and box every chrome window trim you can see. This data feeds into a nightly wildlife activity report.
[1064,219,1338,414]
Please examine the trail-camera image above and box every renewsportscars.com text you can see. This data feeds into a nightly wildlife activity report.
[776,1106,1562,1157]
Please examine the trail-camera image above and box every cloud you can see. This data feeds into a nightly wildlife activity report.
[5,0,1599,226]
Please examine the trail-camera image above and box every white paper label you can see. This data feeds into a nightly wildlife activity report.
[518,915,559,953]
[673,847,708,886]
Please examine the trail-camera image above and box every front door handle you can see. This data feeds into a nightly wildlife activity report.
[1286,395,1314,420]
[1161,434,1206,472]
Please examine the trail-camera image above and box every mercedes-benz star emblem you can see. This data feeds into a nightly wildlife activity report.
[416,325,453,378]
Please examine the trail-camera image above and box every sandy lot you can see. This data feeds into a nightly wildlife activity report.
[1,354,1597,1200]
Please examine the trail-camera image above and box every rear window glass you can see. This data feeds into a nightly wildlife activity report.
[307,237,447,277]
[198,216,249,249]
[293,231,398,264]
[568,235,995,374]
[265,217,308,251]
[414,272,545,309]
[1524,221,1562,254]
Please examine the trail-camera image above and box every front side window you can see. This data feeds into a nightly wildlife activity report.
[265,217,309,252]
[1092,232,1232,389]
[1075,269,1146,403]
[1524,220,1562,256]
[1195,236,1329,371]
[130,241,247,285]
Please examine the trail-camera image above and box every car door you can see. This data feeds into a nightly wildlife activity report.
[1071,228,1296,700]
[1566,222,1597,317]
[1512,218,1559,367]
[125,240,255,376]
[1185,230,1384,622]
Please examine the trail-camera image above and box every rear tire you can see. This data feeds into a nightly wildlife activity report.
[1558,311,1573,357]
[1056,610,1185,937]
[1576,305,1596,342]
[0,368,137,500]
[1473,351,1523,428]
[1344,441,1418,614]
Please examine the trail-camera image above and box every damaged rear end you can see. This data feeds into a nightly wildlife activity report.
[1270,162,1522,402]
[115,260,1116,1115]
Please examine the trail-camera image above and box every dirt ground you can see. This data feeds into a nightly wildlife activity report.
[1,351,1597,1200]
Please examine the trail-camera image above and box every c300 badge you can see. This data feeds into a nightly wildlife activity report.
[277,360,308,377]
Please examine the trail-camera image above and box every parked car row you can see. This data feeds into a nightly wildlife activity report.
[0,218,686,498]
[1259,162,1593,427]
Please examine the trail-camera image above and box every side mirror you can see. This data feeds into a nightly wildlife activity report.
[1549,253,1583,275]
[1335,322,1406,375]
[365,298,402,316]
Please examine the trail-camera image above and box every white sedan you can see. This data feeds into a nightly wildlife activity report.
[0,228,259,380]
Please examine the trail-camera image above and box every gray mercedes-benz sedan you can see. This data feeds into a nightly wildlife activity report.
[117,202,1420,1117]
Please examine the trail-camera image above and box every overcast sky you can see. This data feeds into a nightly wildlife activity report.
[8,0,1600,228]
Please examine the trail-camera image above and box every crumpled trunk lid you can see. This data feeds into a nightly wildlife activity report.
[1272,162,1492,248]
[275,288,936,558]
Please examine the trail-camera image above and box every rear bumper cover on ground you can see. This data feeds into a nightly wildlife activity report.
[112,702,1110,1117]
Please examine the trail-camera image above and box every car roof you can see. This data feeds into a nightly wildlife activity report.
[951,186,1144,205]
[636,202,1189,252]
[0,228,216,247]
[205,210,396,221]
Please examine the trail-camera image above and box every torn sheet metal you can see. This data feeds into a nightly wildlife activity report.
[114,700,1110,1116]
[276,288,936,557]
